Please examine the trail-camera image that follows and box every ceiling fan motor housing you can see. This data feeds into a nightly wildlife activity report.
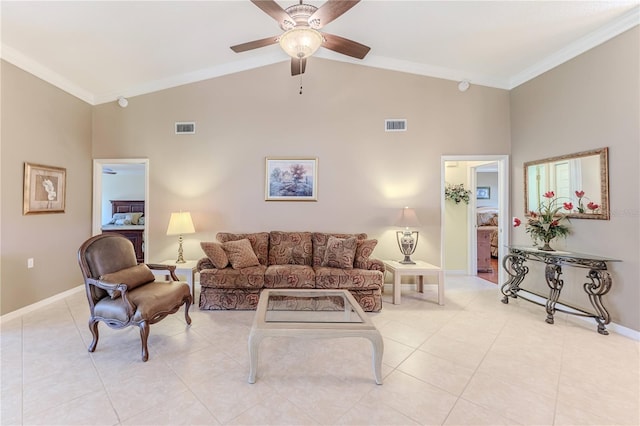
[281,3,319,30]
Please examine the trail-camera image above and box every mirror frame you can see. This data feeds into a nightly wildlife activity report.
[524,147,609,220]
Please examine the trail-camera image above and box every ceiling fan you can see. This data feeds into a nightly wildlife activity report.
[230,0,370,76]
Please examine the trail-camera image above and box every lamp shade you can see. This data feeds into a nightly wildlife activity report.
[394,207,421,228]
[166,212,195,236]
[279,27,323,59]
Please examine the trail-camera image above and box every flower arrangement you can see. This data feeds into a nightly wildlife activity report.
[514,191,571,251]
[444,183,472,205]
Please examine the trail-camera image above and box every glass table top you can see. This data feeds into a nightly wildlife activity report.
[262,290,365,324]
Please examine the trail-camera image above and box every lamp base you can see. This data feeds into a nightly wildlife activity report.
[175,236,186,263]
[399,255,416,264]
[396,230,419,265]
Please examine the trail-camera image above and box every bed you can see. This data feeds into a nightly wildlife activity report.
[477,207,499,273]
[101,200,145,263]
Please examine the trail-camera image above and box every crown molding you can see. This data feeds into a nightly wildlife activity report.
[92,52,288,105]
[314,50,510,90]
[1,44,95,104]
[509,6,640,89]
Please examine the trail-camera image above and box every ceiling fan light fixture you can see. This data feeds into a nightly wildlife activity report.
[279,27,323,59]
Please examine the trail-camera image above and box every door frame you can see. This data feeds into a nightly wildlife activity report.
[441,155,509,285]
[92,158,149,262]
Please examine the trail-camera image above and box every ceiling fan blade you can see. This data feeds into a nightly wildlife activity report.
[291,58,307,76]
[321,33,370,59]
[309,0,360,29]
[250,0,290,24]
[230,35,279,53]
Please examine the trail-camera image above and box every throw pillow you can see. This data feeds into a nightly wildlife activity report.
[354,239,378,269]
[200,242,229,269]
[321,236,357,269]
[100,263,155,299]
[223,238,260,269]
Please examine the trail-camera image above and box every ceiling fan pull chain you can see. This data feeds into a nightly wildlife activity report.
[299,59,303,94]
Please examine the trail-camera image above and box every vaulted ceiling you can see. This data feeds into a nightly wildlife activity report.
[2,1,638,105]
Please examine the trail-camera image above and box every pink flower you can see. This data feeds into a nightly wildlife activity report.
[563,202,573,210]
[587,202,599,211]
[575,190,585,198]
[513,217,522,227]
[550,220,559,227]
[543,191,555,198]
[529,211,538,218]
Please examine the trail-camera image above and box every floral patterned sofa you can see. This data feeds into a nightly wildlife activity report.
[197,231,384,312]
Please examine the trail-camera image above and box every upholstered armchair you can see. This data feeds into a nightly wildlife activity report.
[77,233,192,361]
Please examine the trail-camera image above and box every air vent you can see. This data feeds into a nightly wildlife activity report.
[175,122,195,134]
[385,119,407,132]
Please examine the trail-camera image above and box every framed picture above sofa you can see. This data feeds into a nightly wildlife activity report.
[265,157,318,201]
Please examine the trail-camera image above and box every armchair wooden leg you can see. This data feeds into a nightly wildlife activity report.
[88,318,99,353]
[139,321,150,362]
[184,297,192,325]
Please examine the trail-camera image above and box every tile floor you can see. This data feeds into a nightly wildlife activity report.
[1,276,639,425]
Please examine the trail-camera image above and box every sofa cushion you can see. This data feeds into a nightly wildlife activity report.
[223,239,260,269]
[354,239,378,269]
[264,264,315,288]
[199,265,266,289]
[100,263,155,299]
[321,236,357,269]
[268,231,313,266]
[312,232,367,267]
[200,242,229,269]
[217,232,269,266]
[314,267,383,290]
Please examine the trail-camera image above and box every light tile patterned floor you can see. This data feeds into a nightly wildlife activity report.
[1,276,638,425]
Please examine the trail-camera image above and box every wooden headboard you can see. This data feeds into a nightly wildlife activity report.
[110,200,145,215]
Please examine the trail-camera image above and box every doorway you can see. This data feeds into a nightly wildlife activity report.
[92,159,149,261]
[441,155,509,286]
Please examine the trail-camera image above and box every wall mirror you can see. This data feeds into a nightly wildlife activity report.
[524,147,609,220]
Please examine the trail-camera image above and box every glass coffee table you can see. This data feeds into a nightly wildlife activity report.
[248,289,384,384]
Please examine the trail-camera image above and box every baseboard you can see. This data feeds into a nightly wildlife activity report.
[0,285,84,325]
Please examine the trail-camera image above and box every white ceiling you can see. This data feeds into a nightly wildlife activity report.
[2,1,638,105]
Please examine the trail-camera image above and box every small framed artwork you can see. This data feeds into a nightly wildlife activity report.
[23,162,66,214]
[265,157,318,201]
[476,186,491,200]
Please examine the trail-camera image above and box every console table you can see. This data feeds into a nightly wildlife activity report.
[501,246,620,335]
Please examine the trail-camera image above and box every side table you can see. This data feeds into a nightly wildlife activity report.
[382,260,444,305]
[156,259,198,304]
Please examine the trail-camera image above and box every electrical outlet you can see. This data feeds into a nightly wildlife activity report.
[27,258,34,268]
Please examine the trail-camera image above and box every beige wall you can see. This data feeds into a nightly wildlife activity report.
[444,162,471,271]
[510,27,640,330]
[1,61,92,314]
[92,59,511,269]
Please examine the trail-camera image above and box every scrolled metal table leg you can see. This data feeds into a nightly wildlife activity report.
[544,264,563,325]
[584,270,612,335]
[501,254,528,304]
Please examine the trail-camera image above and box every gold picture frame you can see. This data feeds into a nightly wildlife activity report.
[265,157,318,201]
[23,162,66,214]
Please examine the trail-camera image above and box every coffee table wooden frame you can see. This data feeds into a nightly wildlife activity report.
[248,289,384,384]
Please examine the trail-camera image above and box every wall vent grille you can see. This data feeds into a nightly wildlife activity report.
[175,122,195,134]
[385,119,407,132]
